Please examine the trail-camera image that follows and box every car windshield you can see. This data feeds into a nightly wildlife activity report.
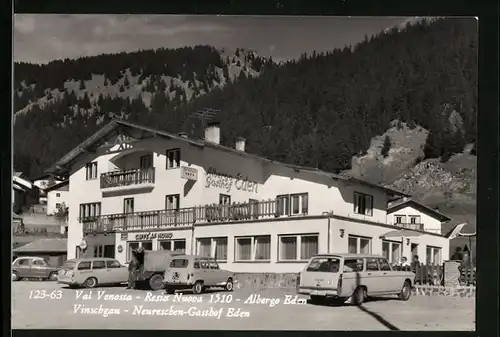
[306,257,340,273]
[170,259,189,268]
[62,260,76,271]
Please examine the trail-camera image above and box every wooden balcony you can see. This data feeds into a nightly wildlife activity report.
[100,168,155,189]
[82,199,279,234]
[396,223,425,231]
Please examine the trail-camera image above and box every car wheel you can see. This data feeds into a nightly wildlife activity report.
[310,295,325,304]
[352,286,366,306]
[225,278,234,292]
[12,271,19,281]
[398,280,412,301]
[48,272,58,281]
[193,281,203,294]
[148,274,164,291]
[84,277,98,288]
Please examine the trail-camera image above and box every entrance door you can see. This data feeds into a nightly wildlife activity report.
[140,155,153,169]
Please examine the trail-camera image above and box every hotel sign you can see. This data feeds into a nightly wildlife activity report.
[181,166,198,181]
[135,232,173,240]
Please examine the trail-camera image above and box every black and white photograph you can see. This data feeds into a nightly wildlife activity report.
[12,14,477,330]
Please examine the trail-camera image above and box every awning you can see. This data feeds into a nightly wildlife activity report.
[380,229,424,239]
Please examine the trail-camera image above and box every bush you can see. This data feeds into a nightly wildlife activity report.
[381,135,391,158]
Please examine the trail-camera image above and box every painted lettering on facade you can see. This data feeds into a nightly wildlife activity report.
[135,232,173,240]
[205,167,259,193]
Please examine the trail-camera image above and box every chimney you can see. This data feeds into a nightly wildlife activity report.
[204,122,220,144]
[178,132,188,138]
[235,137,246,151]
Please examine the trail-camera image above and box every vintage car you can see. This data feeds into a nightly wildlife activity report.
[163,255,234,294]
[12,256,60,281]
[57,258,128,288]
[297,253,415,305]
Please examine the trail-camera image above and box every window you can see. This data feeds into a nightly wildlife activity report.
[140,154,153,169]
[92,260,106,269]
[78,261,91,270]
[106,260,121,268]
[158,240,171,251]
[343,259,364,272]
[366,258,379,271]
[197,237,229,261]
[103,245,115,258]
[382,241,401,264]
[277,193,308,216]
[79,202,101,220]
[219,194,231,205]
[123,198,134,213]
[426,246,442,265]
[278,234,318,261]
[353,192,373,216]
[197,238,212,257]
[166,194,180,211]
[306,257,340,272]
[15,258,31,266]
[235,235,271,261]
[348,235,372,254]
[158,239,185,253]
[208,259,220,269]
[33,259,47,266]
[85,162,98,180]
[378,258,392,271]
[56,203,61,209]
[166,148,180,169]
[56,193,61,198]
[409,215,421,224]
[170,259,189,268]
[394,215,406,224]
[127,241,152,260]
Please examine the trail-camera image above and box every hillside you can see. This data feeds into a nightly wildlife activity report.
[14,18,477,192]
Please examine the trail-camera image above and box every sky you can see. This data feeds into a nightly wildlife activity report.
[13,15,412,64]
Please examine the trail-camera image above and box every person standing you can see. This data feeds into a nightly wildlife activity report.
[127,249,139,289]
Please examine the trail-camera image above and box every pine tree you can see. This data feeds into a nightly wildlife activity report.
[381,135,391,158]
[79,79,85,90]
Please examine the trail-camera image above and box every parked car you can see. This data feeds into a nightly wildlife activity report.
[12,256,60,281]
[163,255,234,294]
[133,250,181,291]
[297,253,415,305]
[57,258,128,288]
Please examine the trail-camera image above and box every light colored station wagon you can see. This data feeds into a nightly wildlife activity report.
[163,255,234,294]
[57,258,128,288]
[297,253,415,305]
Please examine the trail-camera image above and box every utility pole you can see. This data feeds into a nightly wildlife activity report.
[188,108,219,137]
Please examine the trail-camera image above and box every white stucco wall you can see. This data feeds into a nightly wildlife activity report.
[388,205,443,234]
[47,189,69,216]
[66,136,391,258]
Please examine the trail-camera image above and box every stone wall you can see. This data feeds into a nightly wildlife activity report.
[233,273,476,298]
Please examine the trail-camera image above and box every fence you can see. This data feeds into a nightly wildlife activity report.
[393,262,476,286]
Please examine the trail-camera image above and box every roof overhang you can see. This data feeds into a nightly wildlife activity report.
[13,176,32,190]
[387,198,452,222]
[380,229,424,239]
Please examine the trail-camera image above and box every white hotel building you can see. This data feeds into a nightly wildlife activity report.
[46,119,452,273]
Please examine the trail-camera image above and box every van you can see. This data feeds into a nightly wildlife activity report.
[57,258,128,288]
[163,255,234,294]
[297,253,415,305]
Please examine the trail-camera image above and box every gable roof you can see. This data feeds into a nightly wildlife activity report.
[44,179,69,193]
[387,197,452,222]
[13,175,32,190]
[46,119,409,198]
[12,238,67,253]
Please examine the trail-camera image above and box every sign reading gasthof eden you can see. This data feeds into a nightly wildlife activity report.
[181,166,198,181]
[205,167,258,193]
[135,232,173,240]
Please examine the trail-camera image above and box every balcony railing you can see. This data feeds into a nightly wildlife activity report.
[82,199,279,234]
[395,223,425,231]
[100,168,155,189]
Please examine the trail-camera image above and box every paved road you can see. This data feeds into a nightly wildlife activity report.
[12,281,475,330]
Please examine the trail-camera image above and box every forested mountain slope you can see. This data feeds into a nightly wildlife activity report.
[14,18,477,185]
